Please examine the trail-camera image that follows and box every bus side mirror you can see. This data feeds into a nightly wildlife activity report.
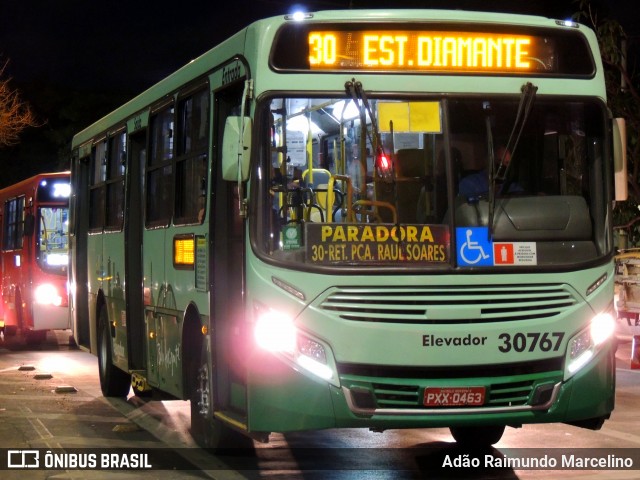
[24,213,35,237]
[613,117,628,201]
[222,116,252,182]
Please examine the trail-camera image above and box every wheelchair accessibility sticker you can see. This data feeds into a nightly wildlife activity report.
[456,227,537,267]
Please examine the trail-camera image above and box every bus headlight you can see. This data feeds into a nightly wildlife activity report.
[565,311,615,379]
[253,304,337,385]
[34,284,63,307]
[297,336,333,381]
[254,309,296,354]
[590,312,616,346]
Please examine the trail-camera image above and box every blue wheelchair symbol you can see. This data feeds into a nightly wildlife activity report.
[456,227,493,267]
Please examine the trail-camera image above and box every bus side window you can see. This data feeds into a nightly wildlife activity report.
[175,88,209,225]
[146,105,175,227]
[2,196,25,250]
[105,131,126,230]
[89,140,107,231]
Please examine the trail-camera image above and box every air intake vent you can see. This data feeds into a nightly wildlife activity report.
[366,378,536,409]
[319,284,577,324]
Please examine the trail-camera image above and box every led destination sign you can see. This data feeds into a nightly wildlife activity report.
[271,23,595,76]
[309,31,538,72]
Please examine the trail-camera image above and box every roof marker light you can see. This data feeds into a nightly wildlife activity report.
[285,11,313,21]
[555,19,579,28]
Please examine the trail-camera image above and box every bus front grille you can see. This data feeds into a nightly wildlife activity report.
[369,378,535,409]
[319,284,578,324]
[342,370,562,412]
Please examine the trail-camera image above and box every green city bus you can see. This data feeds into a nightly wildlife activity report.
[69,9,627,448]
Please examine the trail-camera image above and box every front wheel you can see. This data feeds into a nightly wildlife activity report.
[97,305,131,397]
[449,425,505,447]
[188,338,252,450]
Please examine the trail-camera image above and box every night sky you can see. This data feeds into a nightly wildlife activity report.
[0,0,637,186]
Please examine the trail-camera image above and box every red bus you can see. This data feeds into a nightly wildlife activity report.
[0,172,70,344]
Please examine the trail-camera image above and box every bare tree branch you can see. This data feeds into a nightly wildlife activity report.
[0,60,39,147]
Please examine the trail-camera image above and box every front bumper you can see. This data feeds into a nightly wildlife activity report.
[32,303,69,330]
[247,340,615,432]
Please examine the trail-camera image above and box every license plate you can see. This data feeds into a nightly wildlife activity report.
[423,387,485,407]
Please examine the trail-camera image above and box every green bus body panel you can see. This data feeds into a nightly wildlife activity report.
[246,252,614,367]
[245,244,615,432]
[142,230,208,396]
[247,341,615,432]
[248,350,337,432]
[88,225,208,397]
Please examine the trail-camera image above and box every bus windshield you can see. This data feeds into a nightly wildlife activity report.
[255,94,609,269]
[38,206,69,274]
[256,92,610,268]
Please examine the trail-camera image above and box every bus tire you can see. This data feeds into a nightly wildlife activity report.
[188,339,251,450]
[97,305,130,397]
[449,425,505,446]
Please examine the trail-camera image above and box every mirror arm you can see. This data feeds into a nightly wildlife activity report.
[237,79,254,218]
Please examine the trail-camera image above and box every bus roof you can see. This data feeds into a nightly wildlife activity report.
[71,9,592,149]
[0,171,70,200]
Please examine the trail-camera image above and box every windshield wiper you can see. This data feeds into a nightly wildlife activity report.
[345,79,400,227]
[488,82,537,238]
[345,79,381,157]
[345,78,394,182]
